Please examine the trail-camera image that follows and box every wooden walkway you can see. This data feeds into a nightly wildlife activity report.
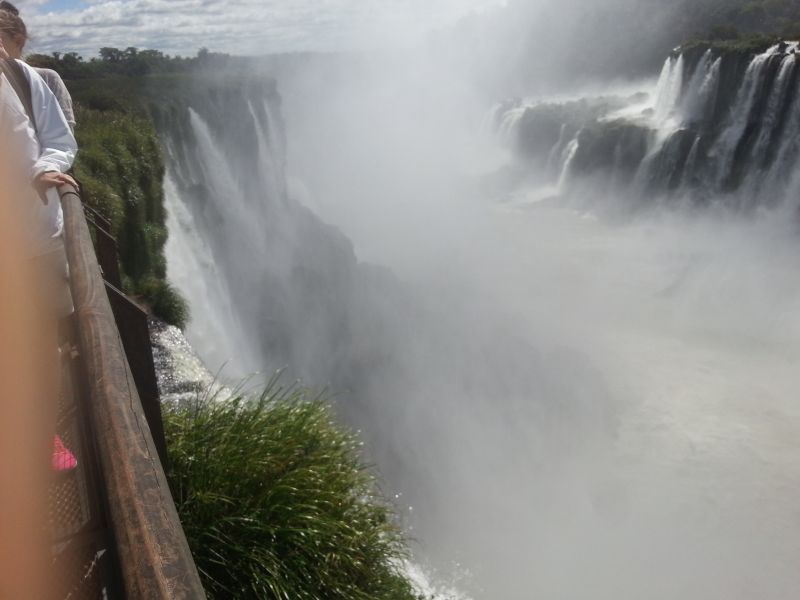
[48,186,205,599]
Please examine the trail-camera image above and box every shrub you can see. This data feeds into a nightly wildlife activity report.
[138,278,189,329]
[163,381,419,600]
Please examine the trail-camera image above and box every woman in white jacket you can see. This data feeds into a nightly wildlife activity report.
[0,7,77,245]
[0,8,79,472]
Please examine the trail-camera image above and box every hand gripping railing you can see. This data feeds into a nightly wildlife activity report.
[60,184,206,599]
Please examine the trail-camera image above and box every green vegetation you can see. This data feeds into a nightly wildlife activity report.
[680,34,781,55]
[163,381,421,600]
[25,47,259,327]
[668,0,800,47]
[67,79,188,327]
[28,46,238,80]
[699,0,800,40]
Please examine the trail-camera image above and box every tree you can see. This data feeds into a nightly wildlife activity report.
[99,47,124,63]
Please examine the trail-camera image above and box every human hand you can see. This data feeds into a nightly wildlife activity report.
[35,171,78,189]
[34,171,79,204]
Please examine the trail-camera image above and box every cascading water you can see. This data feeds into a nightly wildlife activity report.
[653,54,685,123]
[710,50,777,188]
[746,53,796,172]
[557,136,580,191]
[545,123,571,174]
[679,134,702,190]
[679,50,713,122]
[493,41,800,205]
[155,79,376,385]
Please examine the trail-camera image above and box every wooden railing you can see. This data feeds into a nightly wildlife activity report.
[60,184,206,599]
[83,197,169,468]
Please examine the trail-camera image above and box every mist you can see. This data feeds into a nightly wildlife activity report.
[162,2,800,598]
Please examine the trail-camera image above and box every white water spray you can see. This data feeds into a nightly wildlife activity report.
[158,23,800,600]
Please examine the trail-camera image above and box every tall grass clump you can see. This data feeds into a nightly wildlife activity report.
[163,381,420,600]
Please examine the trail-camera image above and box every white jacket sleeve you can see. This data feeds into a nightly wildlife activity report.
[0,73,44,180]
[18,60,77,174]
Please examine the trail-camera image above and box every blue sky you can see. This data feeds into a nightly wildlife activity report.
[38,0,83,10]
[16,0,506,58]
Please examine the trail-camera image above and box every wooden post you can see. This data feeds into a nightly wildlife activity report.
[106,282,169,469]
[94,228,123,289]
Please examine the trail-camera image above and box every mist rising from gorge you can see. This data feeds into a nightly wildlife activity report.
[161,3,800,598]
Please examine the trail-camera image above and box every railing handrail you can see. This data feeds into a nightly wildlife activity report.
[60,184,206,599]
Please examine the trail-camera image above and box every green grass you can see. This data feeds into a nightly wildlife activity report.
[163,380,421,600]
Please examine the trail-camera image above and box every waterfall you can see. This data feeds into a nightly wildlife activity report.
[747,54,797,171]
[500,108,525,139]
[155,79,365,383]
[679,134,702,191]
[712,49,777,187]
[546,123,571,175]
[557,135,580,191]
[653,54,685,123]
[679,50,712,122]
[651,57,675,119]
[163,170,250,373]
[489,41,800,207]
[681,54,721,125]
[765,66,800,189]
[247,100,286,202]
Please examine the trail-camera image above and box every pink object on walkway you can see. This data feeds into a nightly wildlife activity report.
[52,435,77,472]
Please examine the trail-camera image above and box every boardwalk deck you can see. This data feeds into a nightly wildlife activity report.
[50,317,119,599]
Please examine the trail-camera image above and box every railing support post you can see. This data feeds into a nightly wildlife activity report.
[105,282,169,469]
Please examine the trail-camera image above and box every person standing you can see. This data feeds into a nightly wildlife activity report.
[0,5,79,472]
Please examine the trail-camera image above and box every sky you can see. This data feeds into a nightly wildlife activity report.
[15,0,507,58]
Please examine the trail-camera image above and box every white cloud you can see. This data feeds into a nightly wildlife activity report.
[14,0,505,57]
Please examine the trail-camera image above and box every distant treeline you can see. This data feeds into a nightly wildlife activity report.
[26,47,242,79]
[697,0,800,41]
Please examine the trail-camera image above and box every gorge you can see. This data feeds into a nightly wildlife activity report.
[145,35,800,599]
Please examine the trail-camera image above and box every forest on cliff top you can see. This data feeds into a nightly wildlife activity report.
[698,0,800,37]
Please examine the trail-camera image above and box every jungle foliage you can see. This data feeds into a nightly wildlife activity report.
[68,80,188,327]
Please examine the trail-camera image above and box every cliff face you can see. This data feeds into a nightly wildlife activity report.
[151,76,401,387]
[494,41,800,207]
